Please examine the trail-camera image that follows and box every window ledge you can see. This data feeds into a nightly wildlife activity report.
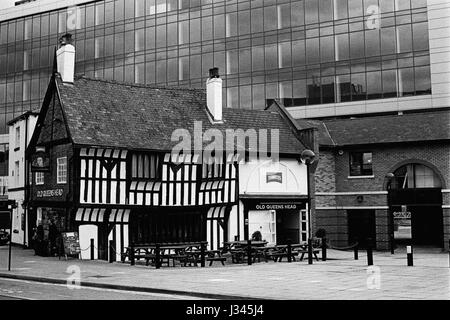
[347,175,375,179]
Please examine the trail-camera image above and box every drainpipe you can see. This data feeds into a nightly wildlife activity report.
[23,115,29,248]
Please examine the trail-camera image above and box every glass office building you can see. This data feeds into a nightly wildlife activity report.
[0,0,432,135]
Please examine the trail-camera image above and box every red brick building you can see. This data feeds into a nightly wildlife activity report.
[302,111,450,251]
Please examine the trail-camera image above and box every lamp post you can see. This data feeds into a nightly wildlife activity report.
[301,149,316,265]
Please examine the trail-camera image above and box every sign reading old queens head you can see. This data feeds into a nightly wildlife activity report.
[36,189,64,198]
[31,148,50,172]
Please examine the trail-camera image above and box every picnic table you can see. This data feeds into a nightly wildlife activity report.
[122,242,208,267]
[206,249,227,266]
[221,241,320,264]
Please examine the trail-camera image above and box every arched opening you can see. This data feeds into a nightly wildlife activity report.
[388,163,443,247]
[391,163,442,189]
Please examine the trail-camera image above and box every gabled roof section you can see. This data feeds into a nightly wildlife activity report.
[27,75,73,155]
[318,111,450,147]
[55,76,306,155]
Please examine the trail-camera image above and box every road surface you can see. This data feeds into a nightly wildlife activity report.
[0,278,206,300]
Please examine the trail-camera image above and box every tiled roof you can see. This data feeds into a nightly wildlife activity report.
[56,76,305,154]
[310,111,450,147]
[296,118,335,147]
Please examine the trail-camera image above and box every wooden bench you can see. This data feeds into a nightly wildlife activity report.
[205,250,226,266]
[296,249,320,261]
[265,250,299,262]
[206,256,227,266]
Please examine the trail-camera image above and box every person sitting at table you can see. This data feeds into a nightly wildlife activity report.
[251,230,262,241]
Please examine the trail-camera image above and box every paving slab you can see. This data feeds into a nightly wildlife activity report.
[0,246,449,299]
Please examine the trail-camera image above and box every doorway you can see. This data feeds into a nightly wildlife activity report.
[276,209,300,245]
[411,205,443,246]
[388,162,444,248]
[347,210,376,249]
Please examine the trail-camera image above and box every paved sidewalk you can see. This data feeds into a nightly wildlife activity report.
[0,245,449,299]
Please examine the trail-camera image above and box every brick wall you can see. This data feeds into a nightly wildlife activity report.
[314,142,450,250]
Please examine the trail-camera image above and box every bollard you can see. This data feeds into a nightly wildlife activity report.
[321,237,327,261]
[90,238,95,260]
[367,238,373,266]
[200,243,206,267]
[109,240,115,263]
[247,239,252,265]
[354,244,359,260]
[407,245,413,266]
[155,243,161,269]
[307,238,313,265]
[390,234,395,255]
[130,242,135,266]
[287,239,292,263]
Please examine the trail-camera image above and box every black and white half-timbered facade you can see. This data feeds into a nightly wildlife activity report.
[26,37,315,260]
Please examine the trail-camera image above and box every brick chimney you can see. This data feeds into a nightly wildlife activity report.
[56,33,75,83]
[206,67,222,122]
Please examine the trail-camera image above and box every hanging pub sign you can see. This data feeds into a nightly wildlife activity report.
[266,172,283,184]
[31,147,50,172]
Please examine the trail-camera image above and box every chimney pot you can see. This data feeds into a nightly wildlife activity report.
[59,33,73,47]
[209,67,220,79]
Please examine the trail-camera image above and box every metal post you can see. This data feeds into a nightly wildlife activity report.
[155,243,160,269]
[390,233,395,254]
[354,244,359,260]
[407,245,413,267]
[247,239,252,265]
[287,239,292,263]
[307,238,313,265]
[321,237,327,261]
[109,240,114,263]
[130,242,135,266]
[367,238,373,266]
[8,206,13,271]
[90,238,94,260]
[200,242,206,267]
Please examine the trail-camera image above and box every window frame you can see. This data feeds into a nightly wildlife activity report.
[56,157,67,184]
[15,126,20,150]
[35,172,44,185]
[349,151,373,177]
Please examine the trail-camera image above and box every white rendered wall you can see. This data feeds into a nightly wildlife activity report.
[238,158,307,197]
[8,115,37,245]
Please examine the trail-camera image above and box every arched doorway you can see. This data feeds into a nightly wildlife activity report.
[388,163,443,247]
